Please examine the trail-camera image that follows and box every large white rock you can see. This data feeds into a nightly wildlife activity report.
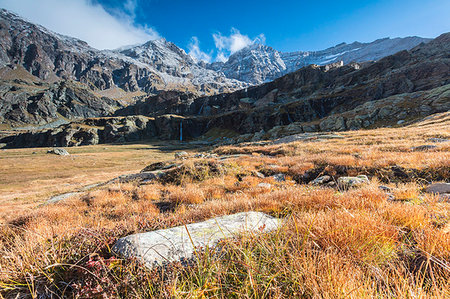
[112,212,282,267]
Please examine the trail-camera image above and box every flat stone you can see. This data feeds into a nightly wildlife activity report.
[254,171,265,179]
[112,212,282,267]
[108,171,162,184]
[273,133,344,145]
[174,151,189,159]
[257,183,272,189]
[47,148,69,156]
[311,175,332,185]
[427,138,449,143]
[410,145,437,151]
[47,192,82,204]
[337,175,369,188]
[378,185,392,192]
[425,183,450,194]
[272,173,286,182]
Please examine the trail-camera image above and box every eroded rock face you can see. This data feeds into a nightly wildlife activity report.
[206,37,431,85]
[0,9,247,95]
[112,212,282,267]
[0,80,121,127]
[119,33,450,137]
[2,33,450,148]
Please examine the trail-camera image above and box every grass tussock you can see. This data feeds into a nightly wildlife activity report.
[0,114,449,297]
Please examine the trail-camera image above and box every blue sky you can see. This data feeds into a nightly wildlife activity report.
[1,0,449,62]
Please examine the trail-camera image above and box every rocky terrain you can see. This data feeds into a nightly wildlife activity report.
[207,36,430,84]
[0,8,436,133]
[2,32,448,148]
[1,113,449,297]
[0,79,122,128]
[0,9,247,95]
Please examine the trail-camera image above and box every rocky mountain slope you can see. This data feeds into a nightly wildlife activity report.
[208,36,431,84]
[3,32,448,148]
[0,9,247,95]
[0,79,122,128]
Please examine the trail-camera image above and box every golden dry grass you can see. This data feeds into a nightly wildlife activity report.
[0,113,449,298]
[0,142,195,222]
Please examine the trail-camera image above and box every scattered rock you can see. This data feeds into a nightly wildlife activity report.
[47,148,70,156]
[272,174,285,182]
[273,133,344,145]
[397,120,406,125]
[311,175,332,185]
[378,185,392,192]
[254,171,265,179]
[427,138,449,143]
[386,193,396,201]
[112,212,282,267]
[424,183,450,195]
[337,175,370,188]
[174,151,189,159]
[47,192,82,204]
[257,183,272,189]
[410,145,437,151]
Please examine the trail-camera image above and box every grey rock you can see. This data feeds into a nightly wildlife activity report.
[47,148,69,156]
[207,37,430,85]
[410,145,437,151]
[257,183,272,189]
[337,175,370,188]
[47,192,82,204]
[425,183,450,195]
[112,212,282,267]
[254,171,265,179]
[272,173,286,182]
[427,138,449,143]
[312,175,332,185]
[0,9,247,97]
[378,185,392,192]
[175,151,189,159]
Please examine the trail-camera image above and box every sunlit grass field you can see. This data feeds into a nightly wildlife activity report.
[0,113,449,298]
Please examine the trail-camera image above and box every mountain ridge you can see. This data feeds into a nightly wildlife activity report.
[207,36,431,84]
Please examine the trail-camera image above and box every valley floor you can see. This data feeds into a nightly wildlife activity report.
[0,113,449,298]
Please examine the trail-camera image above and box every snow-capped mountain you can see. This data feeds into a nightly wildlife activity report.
[0,9,247,95]
[208,36,431,84]
[0,8,432,94]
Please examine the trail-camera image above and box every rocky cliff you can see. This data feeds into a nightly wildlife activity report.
[207,36,431,84]
[0,9,247,95]
[0,79,122,128]
[3,33,449,148]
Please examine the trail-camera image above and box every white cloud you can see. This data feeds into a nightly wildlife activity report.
[212,28,265,62]
[0,0,159,50]
[188,37,212,63]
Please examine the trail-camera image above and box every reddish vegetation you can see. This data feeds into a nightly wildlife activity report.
[0,113,449,297]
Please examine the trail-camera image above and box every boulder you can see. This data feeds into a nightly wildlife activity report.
[410,145,437,151]
[174,151,189,159]
[47,148,69,156]
[112,212,282,267]
[272,173,286,182]
[425,183,450,195]
[312,175,332,185]
[257,183,272,189]
[427,138,449,143]
[337,175,369,188]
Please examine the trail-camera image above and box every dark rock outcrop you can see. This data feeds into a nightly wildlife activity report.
[0,80,121,127]
[0,9,247,95]
[2,33,449,148]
